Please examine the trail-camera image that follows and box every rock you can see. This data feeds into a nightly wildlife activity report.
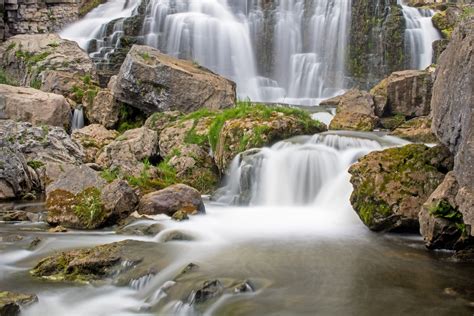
[113,45,236,115]
[100,180,139,223]
[0,145,38,201]
[391,116,438,143]
[49,225,68,233]
[349,144,453,232]
[431,17,474,241]
[46,166,137,229]
[419,172,469,250]
[326,89,378,131]
[71,124,118,163]
[86,89,120,129]
[144,111,182,135]
[433,39,450,64]
[0,120,84,165]
[370,70,433,118]
[30,240,173,284]
[0,85,71,128]
[0,34,95,98]
[96,127,159,177]
[215,107,326,172]
[138,184,205,217]
[189,280,224,304]
[116,222,164,236]
[28,237,42,250]
[0,291,38,316]
[172,210,189,222]
[2,211,30,222]
[161,230,194,242]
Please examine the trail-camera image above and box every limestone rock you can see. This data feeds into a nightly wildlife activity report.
[71,124,118,163]
[349,144,453,232]
[370,70,433,118]
[86,89,120,129]
[97,127,159,177]
[113,45,236,115]
[100,180,139,223]
[138,184,205,217]
[0,291,38,316]
[391,116,438,143]
[144,111,182,135]
[0,84,71,128]
[328,89,378,131]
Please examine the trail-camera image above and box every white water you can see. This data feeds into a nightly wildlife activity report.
[400,2,441,69]
[71,107,84,130]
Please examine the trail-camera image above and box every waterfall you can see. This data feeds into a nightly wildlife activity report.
[214,132,392,206]
[399,2,441,69]
[71,107,85,130]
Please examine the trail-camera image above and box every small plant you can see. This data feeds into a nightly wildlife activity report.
[140,52,151,61]
[73,188,104,228]
[27,160,45,170]
[100,168,120,183]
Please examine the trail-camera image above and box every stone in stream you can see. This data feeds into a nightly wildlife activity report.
[349,144,453,232]
[138,184,205,218]
[112,45,236,115]
[0,291,38,316]
[189,280,224,304]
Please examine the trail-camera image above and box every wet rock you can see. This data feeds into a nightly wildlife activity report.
[96,127,159,178]
[48,225,67,233]
[431,17,474,241]
[113,45,236,115]
[162,230,194,242]
[138,184,205,217]
[453,247,474,263]
[172,210,189,222]
[116,221,164,236]
[2,235,24,242]
[349,144,453,232]
[370,70,433,118]
[71,124,118,163]
[233,280,255,294]
[0,34,95,98]
[0,291,38,316]
[0,145,39,201]
[0,85,71,129]
[391,116,438,143]
[328,89,378,132]
[28,237,42,250]
[2,211,30,222]
[46,166,137,229]
[189,280,224,304]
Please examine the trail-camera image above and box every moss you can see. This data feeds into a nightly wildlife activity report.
[73,187,105,229]
[116,104,145,133]
[27,160,45,170]
[0,68,17,86]
[432,11,454,38]
[79,0,107,17]
[380,113,406,130]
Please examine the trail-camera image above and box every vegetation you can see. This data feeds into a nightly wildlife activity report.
[429,199,467,236]
[79,0,107,17]
[27,160,45,170]
[117,104,146,133]
[73,188,105,229]
[0,69,17,86]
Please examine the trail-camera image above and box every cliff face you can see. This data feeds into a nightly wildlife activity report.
[348,0,406,90]
[0,0,82,40]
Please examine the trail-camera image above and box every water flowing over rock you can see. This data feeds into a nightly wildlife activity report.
[370,69,433,118]
[0,84,71,128]
[349,144,453,232]
[138,184,205,217]
[328,89,378,131]
[431,16,474,241]
[0,291,38,316]
[113,45,236,115]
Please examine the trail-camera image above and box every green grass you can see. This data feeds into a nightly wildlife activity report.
[0,69,17,86]
[27,160,45,170]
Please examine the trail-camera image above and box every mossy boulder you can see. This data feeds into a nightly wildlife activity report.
[349,144,453,232]
[0,291,38,316]
[328,89,378,132]
[46,166,138,229]
[391,116,437,143]
[30,240,171,284]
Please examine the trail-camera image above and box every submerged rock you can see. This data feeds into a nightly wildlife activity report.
[328,89,378,132]
[349,144,453,232]
[138,184,205,217]
[189,280,224,304]
[113,45,236,115]
[0,291,38,316]
[0,84,71,128]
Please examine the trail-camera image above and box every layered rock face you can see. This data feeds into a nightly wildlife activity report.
[348,0,406,89]
[424,17,474,244]
[113,45,236,115]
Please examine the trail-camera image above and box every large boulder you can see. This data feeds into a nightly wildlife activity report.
[96,127,159,177]
[349,144,453,232]
[419,172,470,250]
[86,76,120,129]
[138,184,205,217]
[326,89,378,132]
[370,70,433,118]
[0,34,95,98]
[0,84,71,128]
[0,120,84,165]
[431,17,474,242]
[46,165,138,229]
[71,124,118,163]
[0,291,38,316]
[0,145,39,200]
[113,45,236,115]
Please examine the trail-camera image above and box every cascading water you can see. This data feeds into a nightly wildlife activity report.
[71,107,84,130]
[399,1,441,69]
